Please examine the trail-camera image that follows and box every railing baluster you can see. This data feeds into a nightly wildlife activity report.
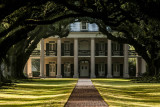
[78,50,90,56]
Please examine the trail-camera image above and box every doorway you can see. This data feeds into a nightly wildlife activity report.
[64,63,71,77]
[79,61,89,77]
[113,63,120,77]
[49,62,56,77]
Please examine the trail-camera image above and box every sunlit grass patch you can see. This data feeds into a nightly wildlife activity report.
[0,78,77,107]
[92,78,160,107]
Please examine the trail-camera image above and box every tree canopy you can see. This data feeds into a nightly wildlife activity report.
[0,0,160,84]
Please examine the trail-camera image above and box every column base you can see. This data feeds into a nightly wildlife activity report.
[73,74,79,78]
[136,73,139,77]
[39,76,45,78]
[123,74,129,78]
[56,75,62,78]
[106,74,112,78]
[90,75,96,78]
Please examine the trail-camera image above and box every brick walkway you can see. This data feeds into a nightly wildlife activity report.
[65,79,108,107]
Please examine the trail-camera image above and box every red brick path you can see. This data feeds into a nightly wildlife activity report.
[65,79,108,107]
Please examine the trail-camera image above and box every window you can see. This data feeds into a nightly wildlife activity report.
[64,42,70,50]
[49,41,56,50]
[99,42,105,51]
[81,22,88,30]
[98,63,105,72]
[49,62,56,72]
[113,64,120,72]
[31,59,40,77]
[85,66,87,69]
[64,41,70,56]
[64,63,70,72]
[32,59,40,72]
[112,43,120,50]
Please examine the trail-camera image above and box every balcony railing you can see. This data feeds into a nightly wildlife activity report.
[128,50,138,56]
[31,49,138,57]
[112,50,124,56]
[31,50,40,56]
[95,50,107,56]
[78,50,90,56]
[45,50,57,56]
[64,50,71,56]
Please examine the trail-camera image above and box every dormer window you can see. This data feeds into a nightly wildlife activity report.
[81,22,88,31]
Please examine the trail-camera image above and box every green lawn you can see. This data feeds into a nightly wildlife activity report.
[0,78,77,107]
[92,79,160,107]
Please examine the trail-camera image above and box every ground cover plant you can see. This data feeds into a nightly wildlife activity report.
[92,79,160,107]
[0,78,77,107]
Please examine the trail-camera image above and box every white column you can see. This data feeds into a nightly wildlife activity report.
[107,40,112,78]
[23,63,27,77]
[73,38,79,78]
[141,58,146,74]
[123,44,129,78]
[40,39,44,77]
[27,58,32,77]
[57,38,62,78]
[136,57,139,77]
[91,38,96,78]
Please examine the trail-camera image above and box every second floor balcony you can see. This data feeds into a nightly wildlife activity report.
[30,49,138,57]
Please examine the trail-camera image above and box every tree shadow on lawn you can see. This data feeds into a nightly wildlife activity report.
[0,78,77,107]
[92,79,160,106]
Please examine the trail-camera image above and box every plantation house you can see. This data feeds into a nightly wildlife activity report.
[25,22,146,78]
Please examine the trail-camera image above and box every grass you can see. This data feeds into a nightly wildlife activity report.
[92,78,160,107]
[0,78,77,107]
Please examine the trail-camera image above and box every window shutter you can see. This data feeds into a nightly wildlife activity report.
[56,64,57,76]
[46,43,49,56]
[71,64,74,77]
[95,64,98,77]
[46,64,49,76]
[105,43,108,56]
[111,43,114,50]
[95,43,99,56]
[120,44,123,56]
[111,43,114,56]
[120,64,123,77]
[70,43,74,56]
[78,63,80,77]
[105,64,108,76]
[55,43,57,56]
[61,43,64,56]
[112,64,113,76]
[61,64,64,77]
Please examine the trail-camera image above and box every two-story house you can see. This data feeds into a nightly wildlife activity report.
[24,22,146,78]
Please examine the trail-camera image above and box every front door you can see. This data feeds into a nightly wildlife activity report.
[113,64,120,77]
[98,63,105,77]
[64,63,71,77]
[49,62,56,77]
[80,61,89,77]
